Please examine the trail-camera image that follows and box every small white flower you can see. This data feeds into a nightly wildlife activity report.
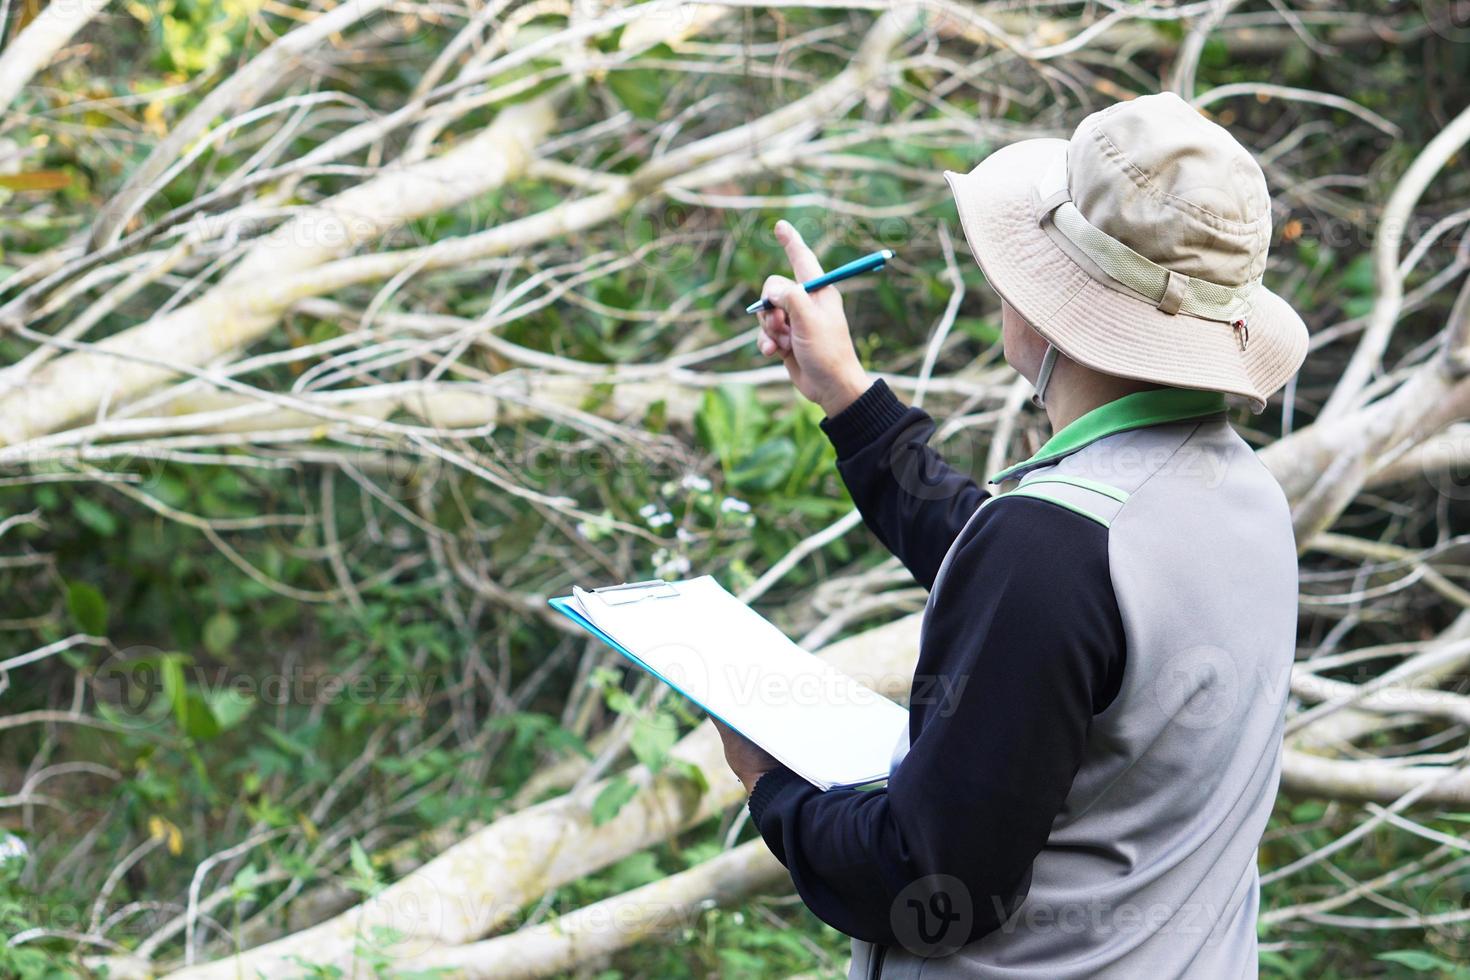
[680,473,712,493]
[638,503,659,519]
[647,511,673,528]
[655,552,691,578]
[0,833,27,864]
[720,496,751,514]
[676,527,696,544]
[576,513,615,542]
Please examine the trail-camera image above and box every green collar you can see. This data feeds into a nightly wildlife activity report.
[991,388,1227,484]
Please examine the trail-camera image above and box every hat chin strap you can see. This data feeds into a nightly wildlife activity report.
[1031,343,1059,408]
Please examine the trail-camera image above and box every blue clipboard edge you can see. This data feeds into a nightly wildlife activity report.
[548,595,745,735]
[547,595,890,792]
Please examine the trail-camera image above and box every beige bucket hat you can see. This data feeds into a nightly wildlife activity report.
[944,91,1308,413]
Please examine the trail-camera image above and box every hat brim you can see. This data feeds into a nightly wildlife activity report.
[944,139,1308,412]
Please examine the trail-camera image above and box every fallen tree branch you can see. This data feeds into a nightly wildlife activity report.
[394,839,787,979]
[0,0,111,111]
[154,613,919,979]
[1319,101,1470,419]
[0,96,558,446]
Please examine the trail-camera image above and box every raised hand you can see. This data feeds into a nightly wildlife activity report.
[755,220,870,418]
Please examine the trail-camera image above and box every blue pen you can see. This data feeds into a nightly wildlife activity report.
[746,248,895,314]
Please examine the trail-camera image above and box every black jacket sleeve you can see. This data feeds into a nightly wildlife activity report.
[820,380,990,590]
[749,467,1126,951]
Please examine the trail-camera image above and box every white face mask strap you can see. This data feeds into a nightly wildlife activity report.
[1032,343,1059,408]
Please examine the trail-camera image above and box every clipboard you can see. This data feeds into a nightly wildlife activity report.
[550,576,909,791]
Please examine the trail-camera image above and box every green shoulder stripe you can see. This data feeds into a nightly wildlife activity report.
[1017,474,1130,503]
[1006,485,1113,528]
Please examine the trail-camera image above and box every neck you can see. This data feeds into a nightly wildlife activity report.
[1042,355,1161,434]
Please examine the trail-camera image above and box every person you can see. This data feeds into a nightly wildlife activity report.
[714,91,1309,979]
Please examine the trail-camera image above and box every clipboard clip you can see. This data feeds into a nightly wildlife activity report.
[590,579,679,606]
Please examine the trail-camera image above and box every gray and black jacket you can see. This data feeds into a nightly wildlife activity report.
[749,380,1298,979]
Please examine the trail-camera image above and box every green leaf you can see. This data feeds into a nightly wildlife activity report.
[345,839,382,898]
[160,655,186,718]
[262,725,311,758]
[158,654,218,739]
[628,711,678,773]
[1377,950,1467,973]
[72,497,118,537]
[1200,36,1228,69]
[729,438,798,493]
[696,385,767,472]
[66,582,109,635]
[605,852,663,891]
[201,686,253,732]
[1340,253,1375,297]
[955,316,1001,344]
[350,839,375,881]
[202,611,239,657]
[230,864,262,900]
[670,759,709,796]
[591,775,638,826]
[605,69,665,119]
[179,691,221,740]
[1288,801,1325,822]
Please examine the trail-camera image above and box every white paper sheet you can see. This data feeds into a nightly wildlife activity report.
[568,576,909,790]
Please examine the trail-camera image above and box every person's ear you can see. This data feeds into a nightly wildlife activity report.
[1000,301,1047,383]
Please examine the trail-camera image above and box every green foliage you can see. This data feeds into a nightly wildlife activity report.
[697,384,843,502]
[0,847,75,979]
[586,669,704,825]
[346,839,383,898]
[65,580,107,634]
[1,4,1461,977]
[1378,950,1470,975]
[488,712,591,792]
[125,0,263,74]
[606,67,670,120]
[592,775,640,827]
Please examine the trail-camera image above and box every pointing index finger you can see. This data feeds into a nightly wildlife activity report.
[775,219,824,282]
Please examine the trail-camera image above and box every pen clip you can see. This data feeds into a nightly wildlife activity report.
[589,579,679,606]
